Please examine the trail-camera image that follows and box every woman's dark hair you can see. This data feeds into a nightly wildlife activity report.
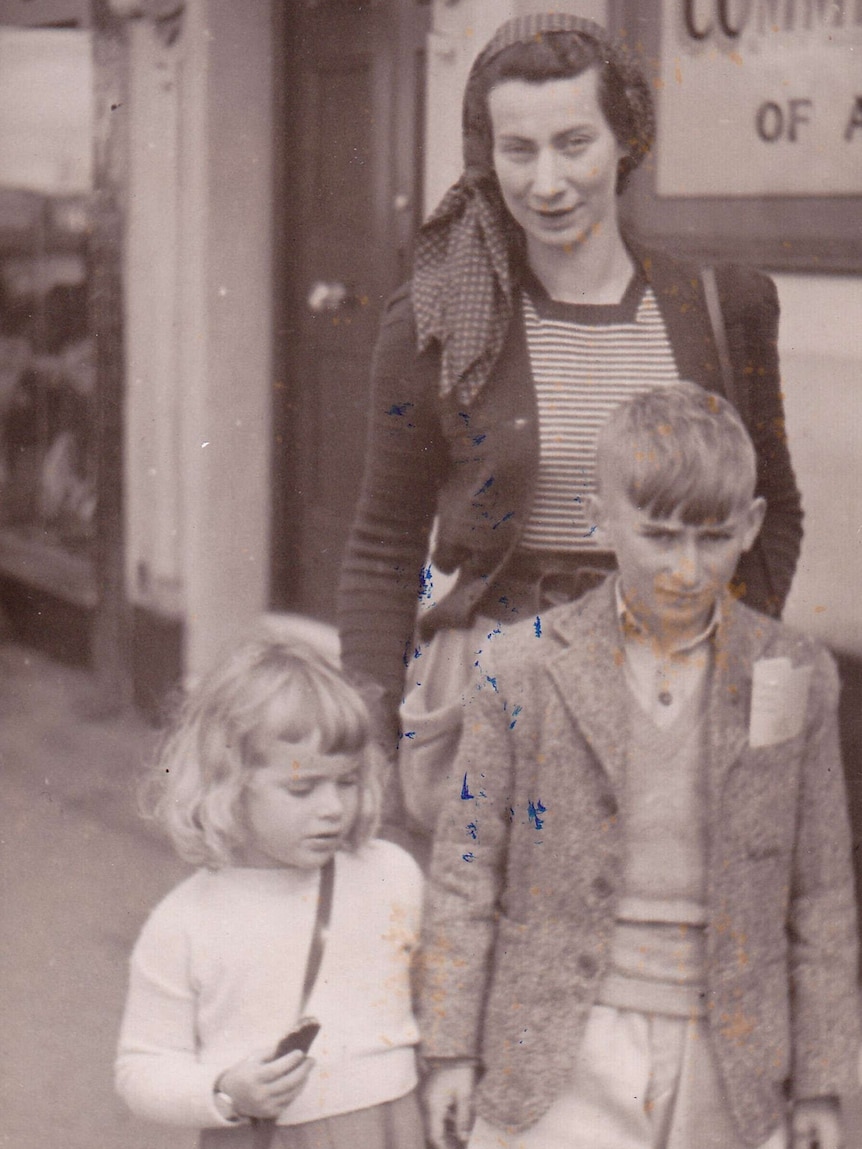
[463,30,655,194]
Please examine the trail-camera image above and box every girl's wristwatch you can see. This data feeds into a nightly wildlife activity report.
[213,1085,243,1123]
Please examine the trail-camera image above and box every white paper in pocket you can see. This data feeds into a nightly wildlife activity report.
[749,657,813,748]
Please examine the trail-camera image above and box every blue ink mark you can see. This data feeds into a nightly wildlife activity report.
[486,626,502,640]
[402,730,416,741]
[583,525,598,538]
[573,494,582,503]
[534,615,542,637]
[485,675,498,692]
[474,476,494,497]
[401,638,421,667]
[418,563,433,603]
[528,799,547,830]
[466,821,478,840]
[492,511,515,530]
[509,704,522,730]
[458,411,470,426]
[508,807,516,822]
[472,433,487,446]
[462,852,475,863]
[461,774,475,800]
[386,402,414,417]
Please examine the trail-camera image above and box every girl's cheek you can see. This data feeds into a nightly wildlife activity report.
[344,788,363,833]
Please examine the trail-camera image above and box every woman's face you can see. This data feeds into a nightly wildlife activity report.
[489,67,625,256]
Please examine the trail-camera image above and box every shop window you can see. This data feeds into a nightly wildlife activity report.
[0,189,97,606]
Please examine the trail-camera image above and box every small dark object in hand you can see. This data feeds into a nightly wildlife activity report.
[271,1016,320,1060]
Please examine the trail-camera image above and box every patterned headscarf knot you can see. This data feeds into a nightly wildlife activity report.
[413,173,516,409]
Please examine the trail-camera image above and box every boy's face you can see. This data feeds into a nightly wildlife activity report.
[587,477,766,644]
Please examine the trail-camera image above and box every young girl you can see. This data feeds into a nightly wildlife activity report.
[115,621,426,1148]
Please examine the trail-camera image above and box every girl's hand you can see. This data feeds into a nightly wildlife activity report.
[791,1097,842,1149]
[216,1048,314,1120]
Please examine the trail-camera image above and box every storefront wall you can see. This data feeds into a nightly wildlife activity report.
[125,0,273,684]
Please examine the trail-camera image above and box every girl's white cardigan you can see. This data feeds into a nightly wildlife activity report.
[116,839,421,1129]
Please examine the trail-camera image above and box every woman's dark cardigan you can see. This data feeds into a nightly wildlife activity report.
[338,243,804,724]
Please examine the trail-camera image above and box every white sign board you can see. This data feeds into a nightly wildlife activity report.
[656,0,862,197]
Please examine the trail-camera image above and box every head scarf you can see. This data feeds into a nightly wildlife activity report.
[412,12,653,407]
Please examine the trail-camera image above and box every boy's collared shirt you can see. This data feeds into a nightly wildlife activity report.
[615,578,718,729]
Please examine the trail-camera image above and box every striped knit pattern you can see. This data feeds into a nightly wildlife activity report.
[520,285,680,552]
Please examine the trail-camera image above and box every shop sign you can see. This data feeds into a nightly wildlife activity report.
[656,0,862,196]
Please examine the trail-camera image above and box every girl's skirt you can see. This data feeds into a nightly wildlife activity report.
[272,1091,424,1149]
[200,1090,425,1149]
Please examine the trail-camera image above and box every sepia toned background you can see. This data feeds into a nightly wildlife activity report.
[0,1,859,1146]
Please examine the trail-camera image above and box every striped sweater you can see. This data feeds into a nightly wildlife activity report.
[521,272,680,551]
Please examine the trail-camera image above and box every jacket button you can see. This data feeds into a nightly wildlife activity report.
[577,954,598,978]
[591,876,613,900]
[598,794,618,818]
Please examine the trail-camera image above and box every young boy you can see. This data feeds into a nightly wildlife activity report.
[418,383,859,1149]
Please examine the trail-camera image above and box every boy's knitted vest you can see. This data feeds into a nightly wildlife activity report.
[598,681,710,1017]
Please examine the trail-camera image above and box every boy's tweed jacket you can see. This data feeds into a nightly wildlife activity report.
[418,580,859,1146]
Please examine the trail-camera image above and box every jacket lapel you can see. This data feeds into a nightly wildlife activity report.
[704,597,770,806]
[546,583,630,791]
[546,588,768,802]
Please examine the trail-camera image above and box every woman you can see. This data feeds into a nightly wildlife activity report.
[338,12,803,834]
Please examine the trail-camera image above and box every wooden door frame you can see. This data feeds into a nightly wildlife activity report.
[270,0,430,614]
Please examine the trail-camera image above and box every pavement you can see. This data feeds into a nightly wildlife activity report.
[0,641,194,1149]
[0,638,861,1149]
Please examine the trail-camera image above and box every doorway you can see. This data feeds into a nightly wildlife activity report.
[272,0,430,620]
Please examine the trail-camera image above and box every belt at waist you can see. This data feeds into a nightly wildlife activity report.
[504,548,617,578]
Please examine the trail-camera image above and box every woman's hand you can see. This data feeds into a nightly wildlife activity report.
[423,1062,477,1148]
[216,1048,314,1120]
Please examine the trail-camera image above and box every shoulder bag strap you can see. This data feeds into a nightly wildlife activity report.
[701,264,744,419]
[299,855,334,1013]
[252,857,336,1149]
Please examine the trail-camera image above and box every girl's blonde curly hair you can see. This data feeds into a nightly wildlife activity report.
[142,619,382,868]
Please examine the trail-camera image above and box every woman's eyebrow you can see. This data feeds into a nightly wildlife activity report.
[550,125,593,144]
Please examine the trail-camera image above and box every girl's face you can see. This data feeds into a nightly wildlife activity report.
[241,740,362,869]
[489,68,625,258]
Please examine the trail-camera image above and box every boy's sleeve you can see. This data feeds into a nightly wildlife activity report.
[788,646,860,1099]
[417,682,517,1062]
[114,894,239,1128]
